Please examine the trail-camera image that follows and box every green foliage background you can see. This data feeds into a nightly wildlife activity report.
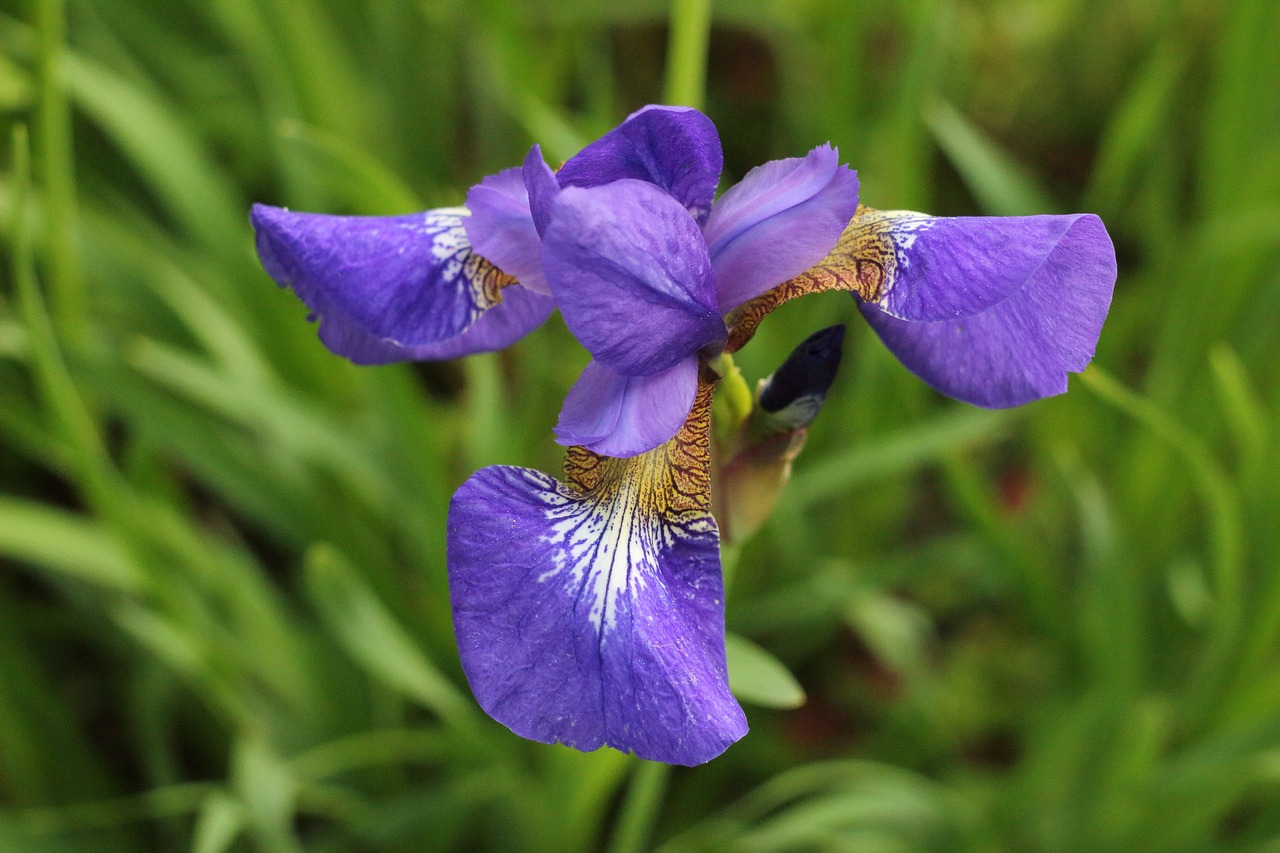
[2,0,1279,850]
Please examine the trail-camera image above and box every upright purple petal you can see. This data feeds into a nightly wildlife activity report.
[858,213,1116,406]
[704,145,860,313]
[556,105,723,224]
[464,168,549,295]
[542,180,724,376]
[521,145,561,238]
[319,285,555,364]
[252,204,512,358]
[554,357,699,457]
[448,386,746,765]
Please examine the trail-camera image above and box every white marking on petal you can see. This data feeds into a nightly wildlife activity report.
[387,209,503,321]
[874,210,934,272]
[535,474,698,636]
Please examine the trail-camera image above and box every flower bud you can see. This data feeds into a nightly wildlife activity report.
[717,325,845,543]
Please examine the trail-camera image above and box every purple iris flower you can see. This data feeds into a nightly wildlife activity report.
[250,104,1117,766]
[467,105,861,457]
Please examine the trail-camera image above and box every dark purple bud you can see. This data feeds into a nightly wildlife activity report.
[757,324,846,430]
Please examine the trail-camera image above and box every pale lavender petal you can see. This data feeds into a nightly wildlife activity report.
[556,105,723,224]
[447,464,746,765]
[464,167,549,295]
[542,180,724,376]
[522,145,560,237]
[252,204,511,357]
[319,285,555,364]
[554,358,699,457]
[704,145,860,313]
[858,213,1116,406]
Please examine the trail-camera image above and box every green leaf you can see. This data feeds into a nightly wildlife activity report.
[925,99,1058,216]
[726,632,805,709]
[791,408,1012,507]
[304,544,474,727]
[230,734,301,853]
[0,497,145,592]
[844,589,932,677]
[190,793,244,853]
[275,119,423,214]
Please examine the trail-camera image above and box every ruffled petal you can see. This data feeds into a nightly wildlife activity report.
[858,213,1116,407]
[252,204,513,358]
[318,285,555,364]
[542,180,724,376]
[704,145,860,313]
[447,384,747,765]
[555,105,723,224]
[554,357,699,457]
[463,167,550,295]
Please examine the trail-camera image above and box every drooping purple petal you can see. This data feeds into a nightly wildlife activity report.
[447,461,746,765]
[703,145,860,313]
[858,211,1110,322]
[252,204,512,357]
[464,168,549,295]
[318,284,555,364]
[554,357,699,457]
[555,105,723,224]
[857,213,1116,407]
[542,180,724,376]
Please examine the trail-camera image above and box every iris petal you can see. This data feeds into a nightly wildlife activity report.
[704,145,860,313]
[554,357,699,457]
[542,180,724,376]
[555,105,723,224]
[723,207,1115,406]
[857,213,1115,406]
[318,284,555,364]
[448,384,747,765]
[464,167,550,295]
[521,145,560,238]
[252,204,518,359]
[855,211,1113,322]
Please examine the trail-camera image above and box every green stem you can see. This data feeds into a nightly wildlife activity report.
[663,0,713,109]
[12,125,114,511]
[35,0,86,340]
[463,354,505,470]
[607,760,670,853]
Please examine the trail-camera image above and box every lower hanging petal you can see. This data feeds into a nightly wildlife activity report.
[317,284,555,365]
[856,212,1115,406]
[725,207,1115,353]
[857,269,1103,407]
[448,383,747,766]
[851,210,1116,323]
[252,204,517,359]
[724,207,1116,406]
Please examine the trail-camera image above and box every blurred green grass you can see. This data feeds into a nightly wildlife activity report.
[2,0,1280,850]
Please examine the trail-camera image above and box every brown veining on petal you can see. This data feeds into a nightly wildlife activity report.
[563,379,714,516]
[724,204,904,353]
[466,253,520,310]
